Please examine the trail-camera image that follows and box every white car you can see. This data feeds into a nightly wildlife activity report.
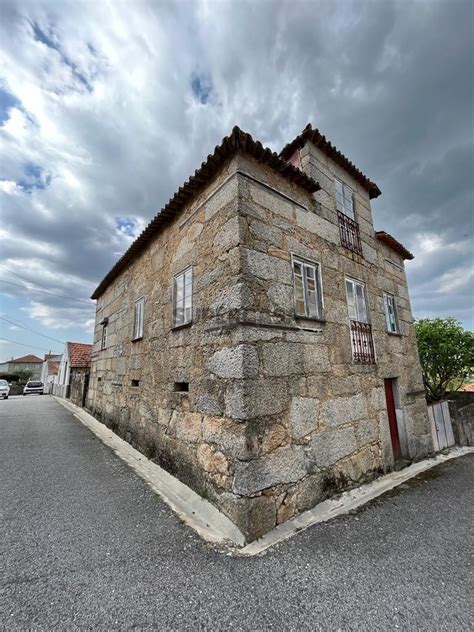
[23,380,44,396]
[0,379,10,399]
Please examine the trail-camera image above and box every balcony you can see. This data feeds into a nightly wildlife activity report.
[338,211,363,256]
[350,320,376,364]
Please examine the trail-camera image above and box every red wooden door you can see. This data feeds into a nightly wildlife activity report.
[384,378,401,460]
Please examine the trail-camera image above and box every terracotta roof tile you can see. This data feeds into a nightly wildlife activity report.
[67,342,93,368]
[375,231,414,260]
[91,126,320,299]
[10,354,43,364]
[280,124,381,199]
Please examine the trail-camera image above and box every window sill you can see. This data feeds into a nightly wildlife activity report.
[295,314,326,324]
[171,321,193,331]
[387,331,402,337]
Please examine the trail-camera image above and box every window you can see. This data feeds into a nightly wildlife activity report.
[335,179,362,255]
[335,178,355,220]
[345,278,369,323]
[384,293,400,333]
[173,267,193,327]
[101,325,107,350]
[292,256,323,319]
[133,297,145,340]
[346,278,375,364]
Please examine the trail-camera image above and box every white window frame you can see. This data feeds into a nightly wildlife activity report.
[101,325,107,350]
[291,254,324,320]
[173,266,193,327]
[335,178,355,220]
[383,292,400,334]
[133,297,145,340]
[345,277,370,323]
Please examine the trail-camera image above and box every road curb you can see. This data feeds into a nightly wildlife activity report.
[53,397,246,548]
[238,446,473,556]
[53,397,472,556]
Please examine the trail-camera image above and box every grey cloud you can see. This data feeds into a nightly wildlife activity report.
[0,0,472,349]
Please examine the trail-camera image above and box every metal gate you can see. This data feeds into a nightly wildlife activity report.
[428,401,455,451]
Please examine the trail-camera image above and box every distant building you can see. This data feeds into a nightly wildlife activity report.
[41,353,62,393]
[0,354,43,380]
[55,342,92,404]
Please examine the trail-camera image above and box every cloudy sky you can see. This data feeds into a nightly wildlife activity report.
[0,0,472,361]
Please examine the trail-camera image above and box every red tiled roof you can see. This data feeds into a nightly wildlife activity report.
[47,360,60,375]
[280,124,382,199]
[375,231,414,260]
[67,342,93,368]
[461,382,474,392]
[11,354,43,364]
[91,126,321,299]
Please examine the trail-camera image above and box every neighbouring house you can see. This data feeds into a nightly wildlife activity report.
[40,353,62,392]
[0,354,43,380]
[87,124,432,542]
[41,354,62,394]
[55,342,92,405]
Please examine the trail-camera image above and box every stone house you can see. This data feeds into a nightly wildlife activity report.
[87,125,431,542]
[0,354,43,380]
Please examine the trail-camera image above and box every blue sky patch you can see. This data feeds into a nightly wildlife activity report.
[115,217,138,238]
[191,72,213,105]
[0,85,21,125]
[18,163,51,193]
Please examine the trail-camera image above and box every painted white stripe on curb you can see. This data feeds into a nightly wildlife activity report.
[54,397,246,548]
[238,446,473,556]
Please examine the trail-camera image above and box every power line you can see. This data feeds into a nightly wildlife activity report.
[0,265,95,304]
[0,337,62,354]
[0,279,95,305]
[0,316,65,344]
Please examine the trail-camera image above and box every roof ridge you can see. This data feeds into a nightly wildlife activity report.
[279,123,381,199]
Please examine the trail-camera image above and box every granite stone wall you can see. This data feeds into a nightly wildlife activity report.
[88,147,432,542]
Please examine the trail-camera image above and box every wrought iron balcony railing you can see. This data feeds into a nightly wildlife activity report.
[337,211,363,256]
[350,320,376,364]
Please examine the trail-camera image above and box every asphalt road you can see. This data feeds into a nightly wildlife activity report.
[1,396,472,631]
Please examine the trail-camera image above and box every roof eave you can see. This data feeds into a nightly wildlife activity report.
[375,231,414,260]
[91,126,321,300]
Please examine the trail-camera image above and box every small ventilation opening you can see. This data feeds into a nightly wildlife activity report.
[174,382,189,392]
[131,379,140,387]
[98,377,102,382]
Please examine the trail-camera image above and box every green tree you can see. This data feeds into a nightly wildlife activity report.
[415,317,474,401]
